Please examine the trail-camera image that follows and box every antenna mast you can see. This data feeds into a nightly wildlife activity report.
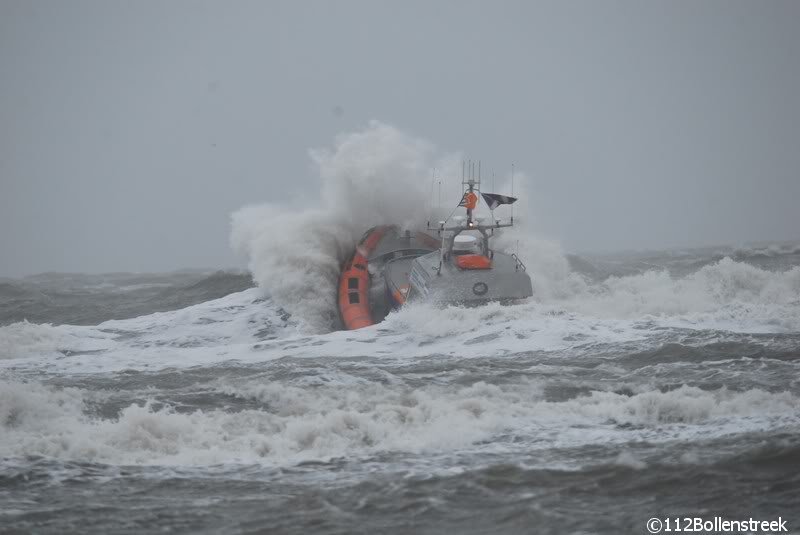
[428,168,436,226]
[511,163,515,225]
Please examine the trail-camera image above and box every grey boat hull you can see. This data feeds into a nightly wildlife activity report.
[408,250,533,305]
[338,225,533,329]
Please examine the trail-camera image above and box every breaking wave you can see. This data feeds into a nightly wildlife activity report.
[0,321,111,360]
[0,322,73,360]
[1,378,796,467]
[559,258,800,330]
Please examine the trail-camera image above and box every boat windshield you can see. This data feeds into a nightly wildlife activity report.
[452,234,481,255]
[373,248,432,265]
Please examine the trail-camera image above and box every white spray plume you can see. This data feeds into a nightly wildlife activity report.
[231,122,450,331]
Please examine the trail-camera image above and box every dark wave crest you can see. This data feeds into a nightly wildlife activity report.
[0,270,254,326]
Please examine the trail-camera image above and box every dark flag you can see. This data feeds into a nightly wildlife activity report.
[481,192,518,210]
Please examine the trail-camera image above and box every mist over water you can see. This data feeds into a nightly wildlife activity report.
[1,124,799,533]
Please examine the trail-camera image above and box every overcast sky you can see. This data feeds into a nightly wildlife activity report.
[2,0,799,276]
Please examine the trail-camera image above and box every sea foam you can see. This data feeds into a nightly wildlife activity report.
[1,378,796,468]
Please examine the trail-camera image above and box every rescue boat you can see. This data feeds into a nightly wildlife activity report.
[338,165,533,330]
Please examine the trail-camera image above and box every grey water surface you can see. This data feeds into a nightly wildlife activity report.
[1,246,798,534]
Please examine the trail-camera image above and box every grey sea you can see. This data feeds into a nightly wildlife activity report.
[1,243,799,534]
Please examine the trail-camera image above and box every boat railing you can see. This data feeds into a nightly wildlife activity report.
[511,253,527,272]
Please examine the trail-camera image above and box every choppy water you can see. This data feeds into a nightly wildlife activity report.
[1,244,799,534]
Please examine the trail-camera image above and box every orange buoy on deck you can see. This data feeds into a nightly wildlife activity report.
[456,254,492,270]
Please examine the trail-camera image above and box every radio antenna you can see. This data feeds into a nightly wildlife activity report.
[438,177,442,212]
[511,163,515,224]
[428,168,436,225]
